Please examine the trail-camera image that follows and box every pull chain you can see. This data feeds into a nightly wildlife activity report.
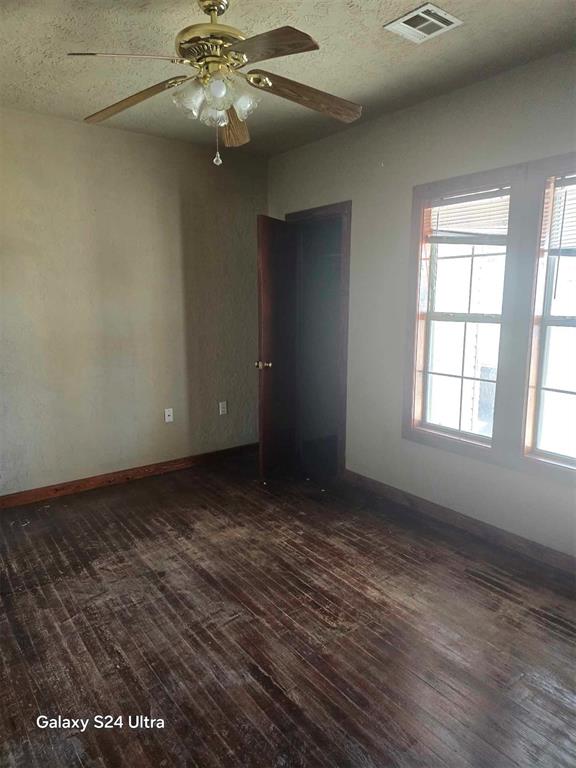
[213,126,222,166]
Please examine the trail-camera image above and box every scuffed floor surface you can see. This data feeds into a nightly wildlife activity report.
[1,456,575,767]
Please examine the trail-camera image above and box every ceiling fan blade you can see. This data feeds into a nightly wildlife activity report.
[230,26,318,64]
[69,52,191,64]
[84,76,192,124]
[220,109,250,147]
[248,70,362,123]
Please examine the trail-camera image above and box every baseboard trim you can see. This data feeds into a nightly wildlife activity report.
[344,469,575,575]
[0,443,258,510]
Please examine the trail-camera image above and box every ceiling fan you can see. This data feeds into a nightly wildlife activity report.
[69,0,363,162]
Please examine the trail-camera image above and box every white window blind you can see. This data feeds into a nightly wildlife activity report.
[428,189,511,240]
[547,176,576,251]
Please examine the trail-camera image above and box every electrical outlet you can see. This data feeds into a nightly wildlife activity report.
[164,408,174,423]
[218,400,228,416]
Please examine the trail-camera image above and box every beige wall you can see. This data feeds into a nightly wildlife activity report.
[269,51,576,557]
[0,109,267,494]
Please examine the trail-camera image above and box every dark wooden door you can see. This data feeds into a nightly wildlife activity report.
[257,215,299,476]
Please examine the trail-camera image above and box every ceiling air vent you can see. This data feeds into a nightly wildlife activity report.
[384,4,463,44]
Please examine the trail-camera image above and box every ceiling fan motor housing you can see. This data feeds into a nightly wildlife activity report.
[175,24,246,67]
[178,0,243,64]
[176,0,244,68]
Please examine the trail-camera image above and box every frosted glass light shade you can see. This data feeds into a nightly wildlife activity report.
[233,91,260,121]
[172,80,205,119]
[204,75,235,111]
[231,76,260,121]
[199,104,229,127]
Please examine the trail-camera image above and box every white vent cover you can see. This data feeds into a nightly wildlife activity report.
[384,4,463,44]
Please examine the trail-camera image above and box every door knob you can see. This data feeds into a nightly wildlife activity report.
[254,361,273,369]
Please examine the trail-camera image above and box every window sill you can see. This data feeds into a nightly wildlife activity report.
[403,424,492,462]
[403,424,576,483]
[525,450,576,474]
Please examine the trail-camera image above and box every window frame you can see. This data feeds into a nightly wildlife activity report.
[403,153,576,481]
[525,177,576,468]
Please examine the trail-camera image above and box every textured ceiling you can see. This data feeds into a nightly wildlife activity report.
[0,0,574,155]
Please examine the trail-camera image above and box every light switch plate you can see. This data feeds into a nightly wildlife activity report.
[164,408,174,423]
[218,401,228,416]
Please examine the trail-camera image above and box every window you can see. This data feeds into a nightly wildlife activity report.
[406,154,576,473]
[417,189,509,441]
[528,176,576,462]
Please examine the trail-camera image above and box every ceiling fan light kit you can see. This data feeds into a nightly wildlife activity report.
[172,72,261,129]
[69,0,363,163]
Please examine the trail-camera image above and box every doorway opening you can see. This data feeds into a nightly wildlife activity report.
[257,202,351,481]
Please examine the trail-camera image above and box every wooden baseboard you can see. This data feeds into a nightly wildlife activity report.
[0,444,258,510]
[344,469,575,575]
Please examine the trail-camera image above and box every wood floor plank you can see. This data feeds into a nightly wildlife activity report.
[1,455,574,767]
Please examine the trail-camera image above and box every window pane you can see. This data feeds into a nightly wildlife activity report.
[433,257,471,313]
[473,245,506,255]
[469,255,505,314]
[436,243,473,258]
[426,374,461,429]
[537,390,576,459]
[428,321,464,375]
[461,379,495,437]
[463,323,500,381]
[550,257,576,317]
[543,326,576,393]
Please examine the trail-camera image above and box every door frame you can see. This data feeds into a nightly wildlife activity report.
[286,201,352,477]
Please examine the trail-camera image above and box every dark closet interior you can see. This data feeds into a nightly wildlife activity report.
[296,216,343,479]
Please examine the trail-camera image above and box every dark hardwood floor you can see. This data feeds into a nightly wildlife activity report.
[1,454,575,768]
